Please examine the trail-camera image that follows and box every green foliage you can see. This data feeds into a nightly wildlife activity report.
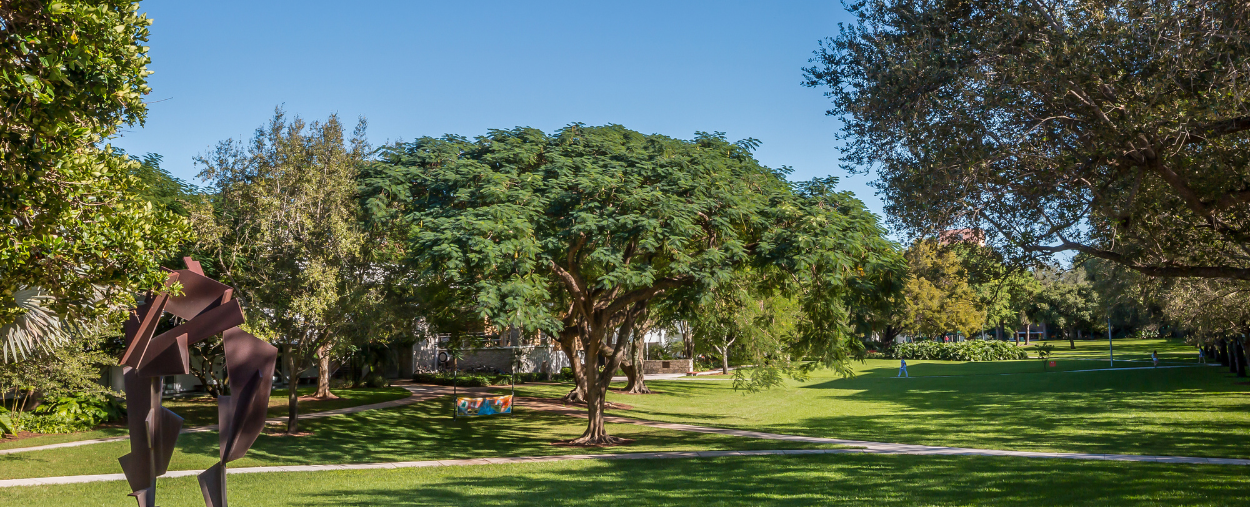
[1034,343,1056,368]
[889,340,1028,361]
[1029,268,1102,342]
[900,240,984,339]
[364,125,902,389]
[1,1,191,338]
[805,0,1250,280]
[193,108,372,425]
[0,406,15,436]
[33,393,124,427]
[364,374,389,388]
[0,327,120,432]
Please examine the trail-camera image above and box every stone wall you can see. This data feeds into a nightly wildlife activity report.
[642,359,692,374]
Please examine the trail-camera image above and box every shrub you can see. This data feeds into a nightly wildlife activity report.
[18,412,91,434]
[365,374,390,388]
[888,340,1027,361]
[33,393,124,427]
[0,407,16,437]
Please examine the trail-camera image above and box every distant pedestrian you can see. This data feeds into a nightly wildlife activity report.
[1152,350,1159,368]
[897,359,909,378]
[1198,347,1207,364]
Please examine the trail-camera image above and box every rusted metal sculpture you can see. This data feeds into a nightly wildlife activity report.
[119,258,277,507]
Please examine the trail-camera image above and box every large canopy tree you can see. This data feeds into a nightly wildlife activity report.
[1,1,189,360]
[362,125,902,444]
[805,0,1250,280]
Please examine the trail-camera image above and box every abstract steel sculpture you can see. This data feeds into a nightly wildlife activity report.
[119,258,277,507]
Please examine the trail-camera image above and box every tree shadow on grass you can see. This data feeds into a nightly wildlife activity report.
[291,454,1250,506]
[772,366,1250,458]
[168,397,808,472]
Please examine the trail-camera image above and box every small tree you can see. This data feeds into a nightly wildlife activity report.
[1033,343,1055,371]
[193,109,369,433]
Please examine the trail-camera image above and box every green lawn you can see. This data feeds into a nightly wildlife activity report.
[4,338,1247,505]
[163,385,412,427]
[0,386,409,451]
[514,339,1250,459]
[3,452,1247,506]
[0,396,839,480]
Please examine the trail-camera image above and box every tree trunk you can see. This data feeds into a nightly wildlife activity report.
[557,330,586,403]
[567,344,626,445]
[286,347,300,434]
[565,303,645,446]
[1024,323,1030,345]
[622,329,650,394]
[713,337,734,375]
[680,321,694,360]
[313,343,333,398]
[1237,339,1247,378]
[1069,328,1076,349]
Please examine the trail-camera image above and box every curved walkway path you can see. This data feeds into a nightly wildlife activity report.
[2,383,1247,488]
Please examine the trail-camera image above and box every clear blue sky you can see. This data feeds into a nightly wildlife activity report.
[112,1,886,220]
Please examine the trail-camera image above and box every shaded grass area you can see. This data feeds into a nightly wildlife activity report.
[0,397,839,480]
[0,387,409,451]
[4,452,1247,506]
[164,386,412,427]
[516,340,1250,459]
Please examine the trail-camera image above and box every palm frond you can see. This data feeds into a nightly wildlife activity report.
[1,287,69,363]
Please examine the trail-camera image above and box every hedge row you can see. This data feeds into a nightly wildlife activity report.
[888,340,1028,361]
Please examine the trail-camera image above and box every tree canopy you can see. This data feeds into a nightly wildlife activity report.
[362,124,902,443]
[192,109,370,432]
[1,1,188,359]
[805,0,1250,280]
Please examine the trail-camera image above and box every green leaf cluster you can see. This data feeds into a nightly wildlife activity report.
[1,1,190,343]
[889,340,1028,361]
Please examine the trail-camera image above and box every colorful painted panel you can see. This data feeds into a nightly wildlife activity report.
[456,394,513,417]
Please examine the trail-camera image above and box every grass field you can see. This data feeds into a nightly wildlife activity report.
[2,452,1246,506]
[0,396,838,480]
[0,386,410,451]
[4,338,1247,505]
[511,339,1250,458]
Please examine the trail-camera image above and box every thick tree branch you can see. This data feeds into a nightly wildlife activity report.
[1025,241,1250,280]
[602,277,693,318]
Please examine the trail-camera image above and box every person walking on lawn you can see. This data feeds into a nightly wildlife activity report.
[897,358,909,378]
[1152,351,1159,368]
[1199,346,1207,364]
